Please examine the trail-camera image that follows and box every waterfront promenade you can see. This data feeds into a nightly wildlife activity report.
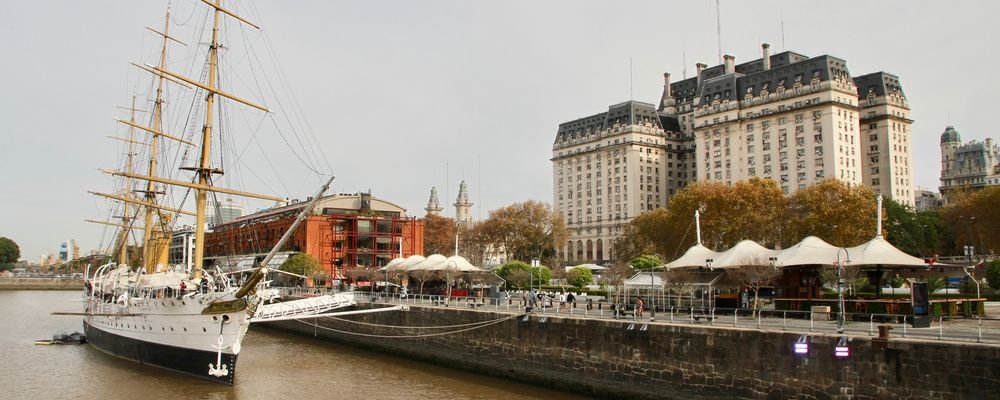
[286,289,1000,346]
[265,290,1000,399]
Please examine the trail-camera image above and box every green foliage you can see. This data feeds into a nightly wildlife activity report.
[882,197,951,257]
[566,266,594,288]
[495,261,531,288]
[279,253,321,276]
[987,259,1000,290]
[927,277,946,295]
[628,254,662,271]
[941,186,1000,256]
[0,237,20,265]
[495,261,551,288]
[932,303,943,317]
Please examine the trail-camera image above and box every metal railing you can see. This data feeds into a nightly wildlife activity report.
[330,290,1000,346]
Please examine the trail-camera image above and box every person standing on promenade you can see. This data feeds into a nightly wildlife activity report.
[567,292,576,308]
[635,296,644,319]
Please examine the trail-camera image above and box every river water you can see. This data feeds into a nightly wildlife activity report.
[1,290,589,400]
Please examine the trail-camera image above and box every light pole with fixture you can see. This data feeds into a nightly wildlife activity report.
[835,247,851,334]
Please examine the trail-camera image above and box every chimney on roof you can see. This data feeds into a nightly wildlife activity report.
[696,63,707,88]
[723,55,735,75]
[761,43,771,70]
[659,72,677,114]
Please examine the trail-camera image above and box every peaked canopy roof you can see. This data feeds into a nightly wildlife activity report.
[665,244,721,269]
[709,240,779,269]
[846,235,928,266]
[774,236,841,267]
[667,235,935,269]
[378,254,484,272]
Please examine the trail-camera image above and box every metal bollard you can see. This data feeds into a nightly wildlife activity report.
[809,312,814,333]
[938,316,944,340]
[869,315,875,336]
[978,317,983,343]
[733,310,738,327]
[782,311,787,330]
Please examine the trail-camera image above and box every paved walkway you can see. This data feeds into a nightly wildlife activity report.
[360,294,1000,346]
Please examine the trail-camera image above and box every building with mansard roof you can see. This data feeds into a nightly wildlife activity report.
[939,126,1000,201]
[553,44,914,265]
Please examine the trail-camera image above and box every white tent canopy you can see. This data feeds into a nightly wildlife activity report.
[709,240,779,269]
[665,244,721,269]
[443,255,483,272]
[409,254,447,271]
[774,236,841,267]
[667,235,932,269]
[624,271,664,288]
[847,235,928,266]
[376,254,486,272]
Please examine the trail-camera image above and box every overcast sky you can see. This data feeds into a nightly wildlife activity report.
[1,0,997,261]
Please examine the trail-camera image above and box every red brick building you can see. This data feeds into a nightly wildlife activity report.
[205,192,424,278]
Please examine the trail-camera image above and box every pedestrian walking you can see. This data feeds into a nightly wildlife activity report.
[567,292,576,308]
[635,296,644,318]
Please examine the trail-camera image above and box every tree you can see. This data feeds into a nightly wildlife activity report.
[662,268,698,307]
[457,222,490,267]
[600,262,634,302]
[423,214,457,256]
[616,178,786,261]
[0,237,21,266]
[280,253,320,276]
[941,186,1000,256]
[787,179,877,247]
[986,259,1000,290]
[728,256,782,316]
[477,200,567,266]
[495,261,531,288]
[566,266,594,288]
[883,197,951,257]
[629,254,662,271]
[408,269,435,295]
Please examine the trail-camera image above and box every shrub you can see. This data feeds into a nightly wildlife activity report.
[986,260,1000,290]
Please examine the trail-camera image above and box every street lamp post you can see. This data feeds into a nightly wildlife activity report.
[835,248,851,334]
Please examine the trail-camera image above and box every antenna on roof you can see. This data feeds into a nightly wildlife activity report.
[629,57,634,101]
[682,52,687,80]
[715,0,723,64]
[781,20,786,51]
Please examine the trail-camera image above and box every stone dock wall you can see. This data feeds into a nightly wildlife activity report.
[263,304,1000,399]
[0,278,83,290]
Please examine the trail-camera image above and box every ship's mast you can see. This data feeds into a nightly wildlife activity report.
[117,96,140,265]
[191,3,224,279]
[140,10,185,273]
[101,0,277,276]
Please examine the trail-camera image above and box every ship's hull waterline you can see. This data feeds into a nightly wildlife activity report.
[84,319,240,385]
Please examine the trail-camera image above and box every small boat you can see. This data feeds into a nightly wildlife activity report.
[35,331,87,345]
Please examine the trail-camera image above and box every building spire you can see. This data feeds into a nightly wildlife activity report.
[425,186,443,216]
[454,180,473,225]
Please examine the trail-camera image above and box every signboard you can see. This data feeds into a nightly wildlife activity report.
[911,282,929,316]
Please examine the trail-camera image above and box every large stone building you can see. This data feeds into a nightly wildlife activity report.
[552,101,690,264]
[666,44,913,204]
[939,126,1000,200]
[554,44,914,264]
[204,192,424,280]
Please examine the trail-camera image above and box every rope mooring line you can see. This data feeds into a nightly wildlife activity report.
[294,314,521,339]
[318,313,515,330]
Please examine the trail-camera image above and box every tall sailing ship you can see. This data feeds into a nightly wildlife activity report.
[81,1,332,384]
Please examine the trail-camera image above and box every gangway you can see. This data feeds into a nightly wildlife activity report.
[251,292,357,323]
